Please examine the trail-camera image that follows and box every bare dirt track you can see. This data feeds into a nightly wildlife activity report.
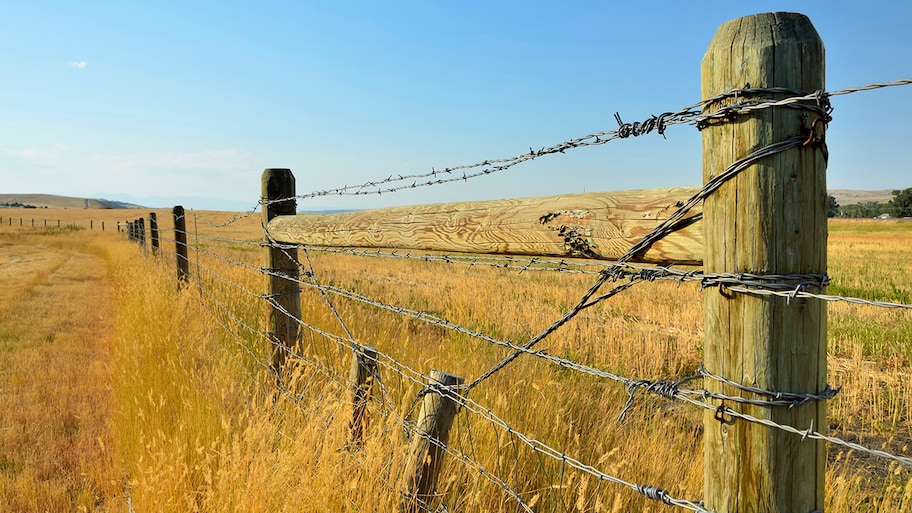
[0,234,118,511]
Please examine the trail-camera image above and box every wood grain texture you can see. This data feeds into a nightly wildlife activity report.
[702,12,827,513]
[268,187,703,265]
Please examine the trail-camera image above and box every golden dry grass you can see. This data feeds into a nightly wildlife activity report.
[1,210,910,512]
[0,229,120,511]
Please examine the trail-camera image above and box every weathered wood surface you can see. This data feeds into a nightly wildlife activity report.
[349,345,378,446]
[400,370,464,513]
[702,12,827,513]
[262,168,302,374]
[268,187,703,265]
[173,206,190,285]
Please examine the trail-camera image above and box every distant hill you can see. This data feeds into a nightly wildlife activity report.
[828,189,895,206]
[0,194,144,209]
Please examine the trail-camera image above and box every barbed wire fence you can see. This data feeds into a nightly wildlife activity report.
[121,77,912,512]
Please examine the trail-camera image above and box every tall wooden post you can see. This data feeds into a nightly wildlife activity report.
[262,168,301,374]
[702,13,827,513]
[350,345,379,445]
[401,370,464,513]
[173,206,190,286]
[149,213,160,255]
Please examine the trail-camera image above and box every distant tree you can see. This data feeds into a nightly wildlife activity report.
[889,187,912,218]
[826,195,839,218]
[837,201,892,218]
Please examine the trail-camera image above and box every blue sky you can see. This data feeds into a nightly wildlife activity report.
[1,1,909,211]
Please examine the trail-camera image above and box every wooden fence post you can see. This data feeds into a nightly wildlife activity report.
[149,213,160,255]
[262,168,301,375]
[349,345,378,446]
[90,220,93,230]
[702,12,827,513]
[137,217,146,248]
[173,206,190,286]
[401,370,464,513]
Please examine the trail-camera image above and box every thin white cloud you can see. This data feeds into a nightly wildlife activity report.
[70,61,87,69]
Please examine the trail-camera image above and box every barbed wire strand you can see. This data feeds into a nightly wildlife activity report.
[265,78,908,205]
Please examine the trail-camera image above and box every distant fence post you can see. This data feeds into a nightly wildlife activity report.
[349,345,378,446]
[173,206,191,286]
[117,221,121,233]
[702,12,827,513]
[137,218,146,248]
[262,168,301,375]
[90,220,93,230]
[401,370,464,513]
[149,213,160,255]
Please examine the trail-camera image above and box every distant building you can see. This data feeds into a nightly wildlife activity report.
[876,213,891,219]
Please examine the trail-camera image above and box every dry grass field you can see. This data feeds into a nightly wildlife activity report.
[0,208,910,512]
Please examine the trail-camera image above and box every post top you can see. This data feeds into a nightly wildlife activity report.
[708,12,821,50]
[429,369,465,386]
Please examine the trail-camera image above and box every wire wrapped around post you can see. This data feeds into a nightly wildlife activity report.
[701,12,828,513]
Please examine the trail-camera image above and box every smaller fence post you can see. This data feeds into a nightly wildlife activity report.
[138,218,146,249]
[173,206,190,286]
[117,221,121,233]
[401,370,464,513]
[149,213,160,255]
[57,219,60,228]
[102,221,105,232]
[127,221,133,241]
[349,345,378,446]
[31,219,34,227]
[90,220,93,230]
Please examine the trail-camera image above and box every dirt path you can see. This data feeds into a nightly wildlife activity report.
[0,236,118,511]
